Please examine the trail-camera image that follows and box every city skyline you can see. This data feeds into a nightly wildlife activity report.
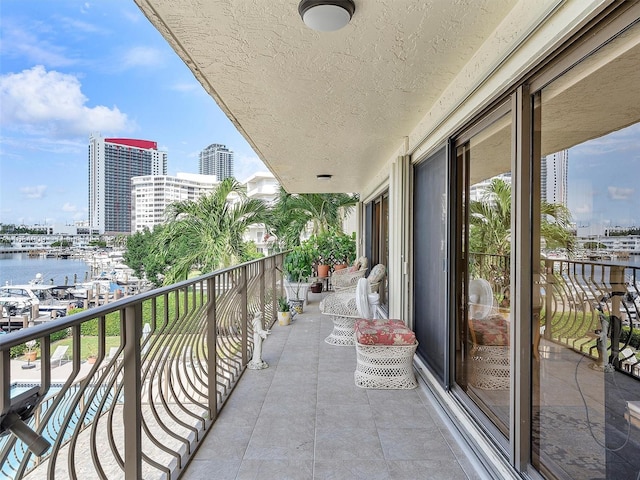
[0,1,266,226]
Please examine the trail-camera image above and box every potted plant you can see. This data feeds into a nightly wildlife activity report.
[313,231,334,278]
[333,233,356,270]
[23,340,37,369]
[277,296,291,326]
[283,243,314,283]
[283,242,315,313]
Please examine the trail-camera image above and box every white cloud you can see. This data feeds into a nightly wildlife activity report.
[20,185,47,199]
[122,46,165,69]
[0,65,131,137]
[1,23,75,68]
[62,202,78,212]
[608,186,634,201]
[171,82,200,92]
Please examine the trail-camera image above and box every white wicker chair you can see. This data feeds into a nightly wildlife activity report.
[332,256,368,291]
[321,278,373,346]
[334,263,386,294]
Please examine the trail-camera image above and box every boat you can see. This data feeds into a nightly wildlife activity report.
[0,284,77,319]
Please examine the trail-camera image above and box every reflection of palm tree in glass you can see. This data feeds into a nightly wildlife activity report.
[469,177,573,293]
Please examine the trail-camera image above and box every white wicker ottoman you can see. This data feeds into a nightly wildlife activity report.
[354,319,418,389]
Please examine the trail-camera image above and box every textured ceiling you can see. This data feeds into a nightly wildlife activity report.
[135,0,518,194]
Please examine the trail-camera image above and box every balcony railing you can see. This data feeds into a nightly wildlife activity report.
[0,253,286,479]
[471,253,640,374]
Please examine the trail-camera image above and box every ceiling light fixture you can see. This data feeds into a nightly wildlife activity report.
[298,0,356,32]
[317,174,333,181]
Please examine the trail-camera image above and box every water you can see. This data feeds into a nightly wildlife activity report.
[0,253,93,286]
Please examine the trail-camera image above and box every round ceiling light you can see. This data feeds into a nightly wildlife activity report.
[298,0,356,32]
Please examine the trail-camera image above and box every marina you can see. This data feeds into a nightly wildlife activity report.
[0,250,151,332]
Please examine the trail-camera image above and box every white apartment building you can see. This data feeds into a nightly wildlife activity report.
[89,134,167,235]
[131,173,219,232]
[241,172,279,255]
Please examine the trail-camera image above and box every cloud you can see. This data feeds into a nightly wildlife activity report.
[171,82,200,92]
[62,202,78,212]
[20,185,47,199]
[608,186,634,201]
[0,65,132,137]
[121,46,165,69]
[1,22,75,68]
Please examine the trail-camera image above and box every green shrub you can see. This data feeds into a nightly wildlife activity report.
[620,327,640,350]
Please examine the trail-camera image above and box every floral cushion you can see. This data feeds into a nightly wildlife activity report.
[355,319,416,346]
[468,315,509,346]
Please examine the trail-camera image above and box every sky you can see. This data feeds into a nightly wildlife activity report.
[0,0,267,226]
[567,123,640,229]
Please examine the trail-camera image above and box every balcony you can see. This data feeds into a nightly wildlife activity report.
[3,253,640,479]
[0,254,485,479]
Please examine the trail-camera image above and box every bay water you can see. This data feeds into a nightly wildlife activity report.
[0,253,93,286]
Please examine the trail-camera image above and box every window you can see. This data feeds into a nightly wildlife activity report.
[365,192,389,306]
[454,105,513,441]
[530,19,640,480]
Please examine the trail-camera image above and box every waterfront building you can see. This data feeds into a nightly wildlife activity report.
[134,3,640,479]
[198,143,234,180]
[131,173,219,232]
[88,134,167,235]
[4,4,638,480]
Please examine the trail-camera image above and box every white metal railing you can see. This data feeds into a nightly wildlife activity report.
[0,253,285,479]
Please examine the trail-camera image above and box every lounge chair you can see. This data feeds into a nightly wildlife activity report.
[51,345,69,367]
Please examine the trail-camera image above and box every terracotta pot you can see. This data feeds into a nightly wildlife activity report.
[310,282,323,293]
[334,263,348,271]
[24,351,37,362]
[317,264,330,278]
[87,356,97,364]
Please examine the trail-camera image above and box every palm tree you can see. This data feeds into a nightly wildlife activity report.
[267,188,313,250]
[468,177,573,255]
[157,178,268,284]
[268,188,359,248]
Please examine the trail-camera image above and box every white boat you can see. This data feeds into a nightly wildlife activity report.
[0,284,75,319]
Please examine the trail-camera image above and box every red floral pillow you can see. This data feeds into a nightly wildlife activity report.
[355,319,416,346]
[468,315,509,346]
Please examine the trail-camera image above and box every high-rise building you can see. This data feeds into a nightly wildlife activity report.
[541,150,568,206]
[89,133,167,234]
[199,143,234,180]
[131,173,219,232]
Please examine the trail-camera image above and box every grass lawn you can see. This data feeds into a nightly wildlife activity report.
[26,336,123,363]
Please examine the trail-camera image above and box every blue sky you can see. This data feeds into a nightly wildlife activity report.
[0,0,266,226]
[567,123,640,229]
[2,2,639,229]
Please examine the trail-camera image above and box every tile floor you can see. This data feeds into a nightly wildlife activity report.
[182,292,491,480]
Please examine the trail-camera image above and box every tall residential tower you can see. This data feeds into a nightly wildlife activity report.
[198,143,234,180]
[89,133,167,234]
[541,150,569,206]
